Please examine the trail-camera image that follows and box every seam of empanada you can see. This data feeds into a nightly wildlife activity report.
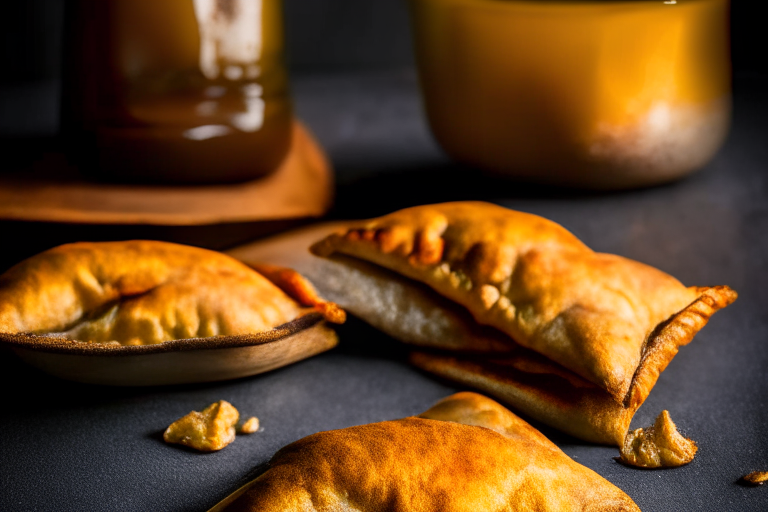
[0,311,329,356]
[409,351,636,446]
[623,285,738,408]
[244,263,346,324]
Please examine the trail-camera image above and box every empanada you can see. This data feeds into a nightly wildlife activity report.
[0,240,344,345]
[211,392,640,511]
[305,202,735,443]
[409,351,637,445]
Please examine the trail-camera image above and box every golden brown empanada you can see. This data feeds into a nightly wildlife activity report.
[0,240,343,345]
[409,351,637,445]
[211,392,641,511]
[311,202,735,407]
[304,202,735,443]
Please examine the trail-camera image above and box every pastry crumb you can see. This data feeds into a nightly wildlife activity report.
[619,410,697,468]
[741,471,768,486]
[239,416,260,434]
[163,400,239,452]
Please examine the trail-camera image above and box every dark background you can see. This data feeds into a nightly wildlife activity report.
[2,2,767,511]
[0,0,416,84]
[1,3,767,512]
[0,0,763,146]
[0,0,763,86]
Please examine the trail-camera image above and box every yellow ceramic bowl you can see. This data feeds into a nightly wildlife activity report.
[409,0,731,189]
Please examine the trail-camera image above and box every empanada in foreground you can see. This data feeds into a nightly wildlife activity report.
[212,392,640,512]
[308,202,735,443]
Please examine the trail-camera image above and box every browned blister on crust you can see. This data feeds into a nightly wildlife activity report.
[215,392,640,512]
[312,202,737,405]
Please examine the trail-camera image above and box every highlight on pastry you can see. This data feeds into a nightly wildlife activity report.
[309,201,737,445]
[0,240,344,346]
[164,400,240,452]
[618,410,697,469]
[209,392,641,511]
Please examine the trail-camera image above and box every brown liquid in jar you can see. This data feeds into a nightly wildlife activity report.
[61,0,292,184]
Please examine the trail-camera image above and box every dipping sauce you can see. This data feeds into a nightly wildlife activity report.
[62,0,292,184]
[409,0,731,189]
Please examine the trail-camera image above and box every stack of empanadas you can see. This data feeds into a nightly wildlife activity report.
[307,202,736,444]
[234,201,735,445]
[211,392,641,511]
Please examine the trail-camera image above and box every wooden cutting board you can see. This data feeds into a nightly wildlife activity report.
[0,121,332,226]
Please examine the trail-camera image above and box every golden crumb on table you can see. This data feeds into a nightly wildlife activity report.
[619,410,697,468]
[310,202,737,418]
[239,417,260,434]
[163,400,239,452]
[741,471,768,486]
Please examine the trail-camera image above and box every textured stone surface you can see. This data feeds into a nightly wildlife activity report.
[1,71,767,511]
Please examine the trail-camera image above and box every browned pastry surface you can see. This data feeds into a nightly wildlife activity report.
[216,392,640,511]
[410,351,637,445]
[312,202,737,406]
[0,241,341,345]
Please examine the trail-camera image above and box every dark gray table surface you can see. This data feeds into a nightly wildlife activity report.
[1,70,767,511]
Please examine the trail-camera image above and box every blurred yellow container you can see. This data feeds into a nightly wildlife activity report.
[409,0,731,189]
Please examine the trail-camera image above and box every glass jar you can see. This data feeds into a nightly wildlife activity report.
[61,0,293,184]
[409,0,731,189]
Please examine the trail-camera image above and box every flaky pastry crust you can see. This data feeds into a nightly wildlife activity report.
[311,202,737,405]
[216,392,640,511]
[0,241,342,345]
[409,352,637,446]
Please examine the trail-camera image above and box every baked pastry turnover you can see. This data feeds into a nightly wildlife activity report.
[309,202,736,444]
[211,392,640,511]
[0,240,344,345]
